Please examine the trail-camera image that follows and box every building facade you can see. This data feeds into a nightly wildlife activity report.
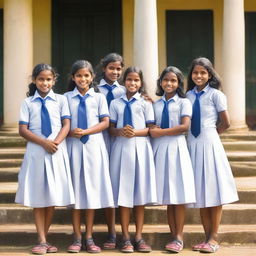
[0,0,255,130]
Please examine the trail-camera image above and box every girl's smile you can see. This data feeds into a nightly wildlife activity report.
[191,65,211,90]
[161,72,178,99]
[125,72,142,98]
[72,68,93,95]
[103,61,122,84]
[33,70,55,98]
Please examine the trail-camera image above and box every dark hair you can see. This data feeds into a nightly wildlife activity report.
[187,57,222,91]
[67,60,99,92]
[26,63,58,97]
[156,66,185,98]
[95,53,124,83]
[122,66,147,94]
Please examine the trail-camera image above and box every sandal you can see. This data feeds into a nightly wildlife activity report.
[85,238,101,253]
[67,239,82,253]
[134,239,152,253]
[192,242,206,251]
[120,240,134,253]
[46,243,58,253]
[165,240,183,253]
[31,243,48,255]
[103,235,116,250]
[200,243,220,253]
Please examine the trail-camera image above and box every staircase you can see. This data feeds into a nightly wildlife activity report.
[0,129,256,252]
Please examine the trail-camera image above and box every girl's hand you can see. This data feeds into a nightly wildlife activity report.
[120,125,136,138]
[69,128,86,138]
[141,93,154,103]
[149,126,163,138]
[42,140,58,154]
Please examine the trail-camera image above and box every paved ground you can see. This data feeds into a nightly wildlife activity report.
[0,245,256,256]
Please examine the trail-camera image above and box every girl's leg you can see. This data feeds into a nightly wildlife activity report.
[134,205,144,241]
[33,208,47,243]
[85,209,95,239]
[200,207,211,241]
[173,205,185,242]
[44,206,55,237]
[167,205,176,240]
[120,206,131,240]
[72,209,82,240]
[208,206,222,244]
[104,208,116,236]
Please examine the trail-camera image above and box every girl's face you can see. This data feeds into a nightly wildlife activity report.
[125,72,142,97]
[161,71,178,98]
[103,61,123,84]
[72,68,93,94]
[191,65,211,90]
[33,70,55,98]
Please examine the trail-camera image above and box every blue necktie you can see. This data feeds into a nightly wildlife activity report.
[160,99,173,129]
[39,97,52,137]
[191,91,204,137]
[77,94,90,144]
[123,98,136,127]
[103,84,115,106]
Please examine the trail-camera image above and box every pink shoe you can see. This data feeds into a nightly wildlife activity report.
[67,239,82,253]
[46,243,58,253]
[165,240,183,253]
[31,243,48,255]
[85,238,101,253]
[103,235,116,250]
[200,243,220,253]
[192,242,206,251]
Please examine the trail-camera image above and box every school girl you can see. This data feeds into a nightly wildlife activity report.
[186,57,239,253]
[150,66,196,253]
[109,66,157,253]
[15,63,75,255]
[65,60,114,253]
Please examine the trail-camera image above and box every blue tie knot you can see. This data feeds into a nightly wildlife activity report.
[104,84,116,106]
[195,91,204,98]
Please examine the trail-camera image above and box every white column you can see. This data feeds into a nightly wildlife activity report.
[133,0,158,98]
[222,0,248,130]
[3,0,33,129]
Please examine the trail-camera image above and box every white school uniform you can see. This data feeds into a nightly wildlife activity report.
[65,87,114,209]
[15,90,75,208]
[186,85,239,208]
[98,79,126,153]
[152,94,196,205]
[109,92,157,208]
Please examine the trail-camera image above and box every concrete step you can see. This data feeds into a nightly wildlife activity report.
[230,161,256,177]
[223,141,256,151]
[0,224,255,248]
[227,151,256,161]
[0,245,256,256]
[0,167,19,182]
[0,147,25,159]
[1,177,255,204]
[0,203,255,225]
[0,136,26,147]
[220,131,256,141]
[0,159,23,168]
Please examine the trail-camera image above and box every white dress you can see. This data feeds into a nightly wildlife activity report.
[152,94,196,205]
[186,85,239,208]
[65,87,114,209]
[109,92,157,208]
[98,79,126,153]
[15,90,75,208]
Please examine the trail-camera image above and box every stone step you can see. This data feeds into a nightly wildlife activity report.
[0,167,19,182]
[0,245,256,256]
[0,203,255,225]
[0,159,23,168]
[0,136,26,148]
[227,151,256,161]
[0,224,255,248]
[220,131,256,141]
[223,141,256,151]
[0,147,25,159]
[230,161,256,177]
[0,177,255,204]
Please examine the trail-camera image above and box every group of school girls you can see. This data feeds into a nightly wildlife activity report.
[15,53,239,254]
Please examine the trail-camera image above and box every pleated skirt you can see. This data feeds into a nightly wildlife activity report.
[187,128,239,208]
[110,136,157,208]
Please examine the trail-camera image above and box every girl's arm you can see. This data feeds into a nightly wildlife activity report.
[217,110,230,134]
[54,118,70,145]
[109,122,125,137]
[19,124,58,154]
[70,117,109,138]
[109,123,149,137]
[149,116,190,138]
